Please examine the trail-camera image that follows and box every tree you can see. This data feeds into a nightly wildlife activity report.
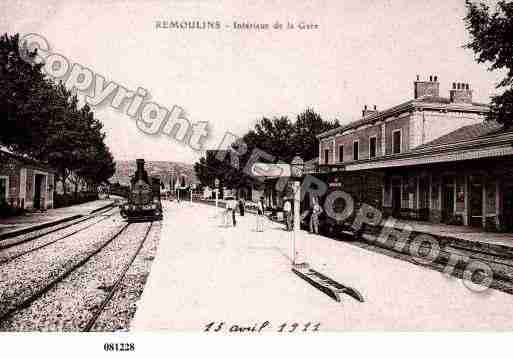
[194,150,235,188]
[193,156,214,187]
[1,33,116,197]
[465,0,513,126]
[246,116,295,162]
[0,33,50,155]
[239,110,339,164]
[74,104,115,191]
[292,108,340,160]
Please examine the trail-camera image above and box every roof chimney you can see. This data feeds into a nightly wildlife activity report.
[414,74,440,99]
[362,104,378,118]
[450,82,473,104]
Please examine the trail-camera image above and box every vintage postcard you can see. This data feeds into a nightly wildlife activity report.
[1,0,512,356]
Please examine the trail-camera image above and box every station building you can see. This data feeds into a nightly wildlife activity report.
[0,148,56,211]
[317,75,513,231]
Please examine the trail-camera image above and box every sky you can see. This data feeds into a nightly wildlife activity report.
[1,0,503,164]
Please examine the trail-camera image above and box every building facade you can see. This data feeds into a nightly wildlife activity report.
[319,76,488,167]
[316,76,513,231]
[0,149,56,211]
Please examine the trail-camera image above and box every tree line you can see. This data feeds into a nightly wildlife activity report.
[0,33,115,196]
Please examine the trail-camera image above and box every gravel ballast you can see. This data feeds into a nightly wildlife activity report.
[0,213,126,321]
[91,221,162,331]
[0,209,118,265]
[0,206,117,249]
[0,221,154,331]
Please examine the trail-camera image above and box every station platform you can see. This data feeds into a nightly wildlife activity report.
[132,201,513,331]
[0,198,117,236]
[197,198,513,253]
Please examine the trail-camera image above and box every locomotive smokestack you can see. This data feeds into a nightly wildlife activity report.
[136,158,145,173]
[134,158,149,183]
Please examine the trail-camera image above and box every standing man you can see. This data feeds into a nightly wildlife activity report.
[256,196,264,232]
[238,197,245,216]
[175,181,180,203]
[309,202,322,234]
[227,196,237,227]
[283,197,292,231]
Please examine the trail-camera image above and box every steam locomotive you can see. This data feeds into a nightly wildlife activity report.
[119,159,163,221]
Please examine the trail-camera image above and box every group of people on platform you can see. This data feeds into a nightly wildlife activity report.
[222,195,322,235]
[223,196,266,231]
[224,197,245,227]
[282,197,322,234]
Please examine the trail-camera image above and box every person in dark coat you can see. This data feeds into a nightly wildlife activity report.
[238,198,245,216]
[256,196,265,232]
[283,197,292,231]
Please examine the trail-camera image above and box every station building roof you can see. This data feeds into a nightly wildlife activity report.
[317,96,489,140]
[341,121,513,171]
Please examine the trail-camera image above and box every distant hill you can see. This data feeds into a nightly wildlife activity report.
[110,160,197,188]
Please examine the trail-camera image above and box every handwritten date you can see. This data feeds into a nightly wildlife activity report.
[204,321,320,333]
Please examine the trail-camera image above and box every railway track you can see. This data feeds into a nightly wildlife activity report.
[0,222,131,324]
[358,232,513,268]
[0,205,117,251]
[0,209,119,266]
[83,221,154,332]
[361,231,513,271]
[449,243,513,266]
[349,232,513,294]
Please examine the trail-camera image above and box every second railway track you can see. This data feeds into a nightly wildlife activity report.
[0,222,131,325]
[0,205,118,251]
[0,209,119,266]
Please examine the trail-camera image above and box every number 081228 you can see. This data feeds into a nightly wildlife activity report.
[104,343,135,352]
